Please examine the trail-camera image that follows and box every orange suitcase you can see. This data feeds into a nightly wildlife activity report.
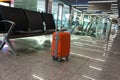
[51,31,70,61]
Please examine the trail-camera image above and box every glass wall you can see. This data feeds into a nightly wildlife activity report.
[37,0,45,12]
[69,8,83,33]
[14,0,47,12]
[73,13,112,39]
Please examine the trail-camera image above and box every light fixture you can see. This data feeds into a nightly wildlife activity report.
[112,4,118,6]
[89,0,117,3]
[72,4,88,7]
[76,7,88,8]
[111,9,118,10]
[111,6,118,8]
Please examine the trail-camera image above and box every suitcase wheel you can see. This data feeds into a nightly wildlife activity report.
[66,56,69,61]
[57,58,62,62]
[52,56,58,60]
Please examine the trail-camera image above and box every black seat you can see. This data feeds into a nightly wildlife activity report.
[0,5,29,34]
[0,21,6,33]
[24,10,44,34]
[0,6,11,33]
[0,5,55,55]
[42,13,55,34]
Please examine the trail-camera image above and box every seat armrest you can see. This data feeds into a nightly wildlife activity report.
[1,20,15,25]
[1,20,15,36]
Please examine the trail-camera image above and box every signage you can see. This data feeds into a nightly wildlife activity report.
[88,3,111,11]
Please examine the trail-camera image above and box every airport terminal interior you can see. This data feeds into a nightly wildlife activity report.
[0,0,120,80]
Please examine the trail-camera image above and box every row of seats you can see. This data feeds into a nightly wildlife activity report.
[0,5,56,37]
[0,5,56,55]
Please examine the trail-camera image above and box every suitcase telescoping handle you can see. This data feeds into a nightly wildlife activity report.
[56,3,64,32]
[54,3,64,58]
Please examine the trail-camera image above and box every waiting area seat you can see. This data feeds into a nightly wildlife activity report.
[0,5,56,55]
[42,13,56,34]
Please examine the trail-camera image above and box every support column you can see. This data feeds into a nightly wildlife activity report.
[69,5,72,29]
[45,0,52,13]
[117,0,120,17]
[69,5,72,14]
[45,0,48,13]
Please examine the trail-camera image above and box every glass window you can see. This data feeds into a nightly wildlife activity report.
[14,0,37,11]
[14,0,45,11]
[37,0,45,12]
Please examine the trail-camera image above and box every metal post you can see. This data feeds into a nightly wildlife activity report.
[117,0,120,18]
[45,0,48,13]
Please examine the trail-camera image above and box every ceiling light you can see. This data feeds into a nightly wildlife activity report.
[89,0,117,3]
[112,4,118,6]
[72,4,88,7]
[111,9,118,10]
[76,7,88,8]
[111,7,118,8]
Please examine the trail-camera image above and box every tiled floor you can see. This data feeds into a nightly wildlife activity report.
[0,33,120,80]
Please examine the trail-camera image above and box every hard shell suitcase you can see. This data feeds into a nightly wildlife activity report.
[51,3,70,61]
[51,31,70,61]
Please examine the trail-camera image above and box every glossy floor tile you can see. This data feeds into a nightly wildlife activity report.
[0,33,120,80]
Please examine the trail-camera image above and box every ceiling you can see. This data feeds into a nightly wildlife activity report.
[0,0,118,15]
[61,0,118,15]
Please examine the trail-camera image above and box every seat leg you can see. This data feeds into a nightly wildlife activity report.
[0,41,5,49]
[0,20,17,55]
[5,38,18,56]
[1,35,18,56]
[0,36,6,49]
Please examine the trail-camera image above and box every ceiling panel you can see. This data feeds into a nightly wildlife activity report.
[60,0,119,15]
[88,3,111,11]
